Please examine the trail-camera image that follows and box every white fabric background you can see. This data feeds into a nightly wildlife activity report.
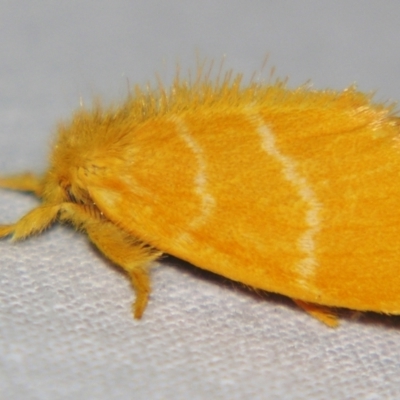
[1,1,400,399]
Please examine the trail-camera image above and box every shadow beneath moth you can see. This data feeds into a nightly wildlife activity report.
[1,68,400,327]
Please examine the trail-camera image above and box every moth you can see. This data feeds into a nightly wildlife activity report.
[1,68,400,327]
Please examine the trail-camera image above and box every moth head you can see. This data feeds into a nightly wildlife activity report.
[41,104,119,208]
[40,106,105,205]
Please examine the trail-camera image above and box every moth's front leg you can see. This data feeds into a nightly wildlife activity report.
[60,203,162,318]
[0,173,43,196]
[0,204,62,240]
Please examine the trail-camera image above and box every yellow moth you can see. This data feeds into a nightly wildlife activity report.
[1,67,400,327]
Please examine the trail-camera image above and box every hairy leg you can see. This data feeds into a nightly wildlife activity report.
[59,203,162,318]
[0,198,161,318]
[0,173,43,196]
